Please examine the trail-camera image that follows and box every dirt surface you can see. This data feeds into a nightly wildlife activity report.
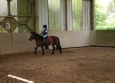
[0,47,115,83]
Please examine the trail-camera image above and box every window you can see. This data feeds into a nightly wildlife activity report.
[48,0,61,31]
[72,0,82,30]
[82,0,91,30]
[0,0,33,33]
[0,0,8,33]
[96,0,115,30]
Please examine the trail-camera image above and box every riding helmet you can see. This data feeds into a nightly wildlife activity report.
[43,25,47,28]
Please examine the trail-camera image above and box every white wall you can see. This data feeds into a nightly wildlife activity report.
[0,33,35,54]
[0,30,96,54]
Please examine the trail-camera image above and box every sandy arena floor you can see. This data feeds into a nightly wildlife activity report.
[0,47,115,83]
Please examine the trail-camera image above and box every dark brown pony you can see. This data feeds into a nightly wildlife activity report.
[29,32,62,55]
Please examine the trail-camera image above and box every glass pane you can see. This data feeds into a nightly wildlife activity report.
[0,25,7,33]
[96,0,115,30]
[0,18,4,22]
[0,0,8,16]
[15,25,31,33]
[82,0,91,30]
[11,0,18,15]
[16,0,32,33]
[17,0,32,16]
[72,0,82,30]
[0,0,8,33]
[17,0,32,22]
[13,26,18,33]
[48,0,61,31]
[10,0,18,20]
[0,0,7,22]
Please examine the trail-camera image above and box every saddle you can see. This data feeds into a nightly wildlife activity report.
[44,36,53,43]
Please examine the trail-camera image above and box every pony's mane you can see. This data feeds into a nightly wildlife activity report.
[31,32,42,39]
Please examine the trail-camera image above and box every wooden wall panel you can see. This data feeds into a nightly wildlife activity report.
[96,30,115,46]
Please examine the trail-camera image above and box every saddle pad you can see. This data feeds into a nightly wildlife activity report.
[46,36,53,43]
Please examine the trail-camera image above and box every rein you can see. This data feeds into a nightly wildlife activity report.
[34,33,43,42]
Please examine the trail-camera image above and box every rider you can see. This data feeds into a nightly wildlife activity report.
[41,25,48,43]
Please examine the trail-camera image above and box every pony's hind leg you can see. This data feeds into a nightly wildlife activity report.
[51,44,55,54]
[35,47,38,55]
[59,46,62,54]
[56,37,62,54]
[56,45,59,50]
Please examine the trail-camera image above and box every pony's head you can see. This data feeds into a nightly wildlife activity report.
[29,32,39,41]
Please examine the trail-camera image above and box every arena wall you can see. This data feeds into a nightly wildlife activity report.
[0,30,96,54]
[0,33,35,54]
[96,30,115,46]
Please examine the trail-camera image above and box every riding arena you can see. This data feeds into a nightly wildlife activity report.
[0,0,115,83]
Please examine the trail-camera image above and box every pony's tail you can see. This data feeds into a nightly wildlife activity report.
[56,37,62,54]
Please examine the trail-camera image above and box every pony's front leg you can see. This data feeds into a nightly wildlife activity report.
[41,46,44,55]
[34,47,38,55]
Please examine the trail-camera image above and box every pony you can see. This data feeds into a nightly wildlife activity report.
[29,32,62,55]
